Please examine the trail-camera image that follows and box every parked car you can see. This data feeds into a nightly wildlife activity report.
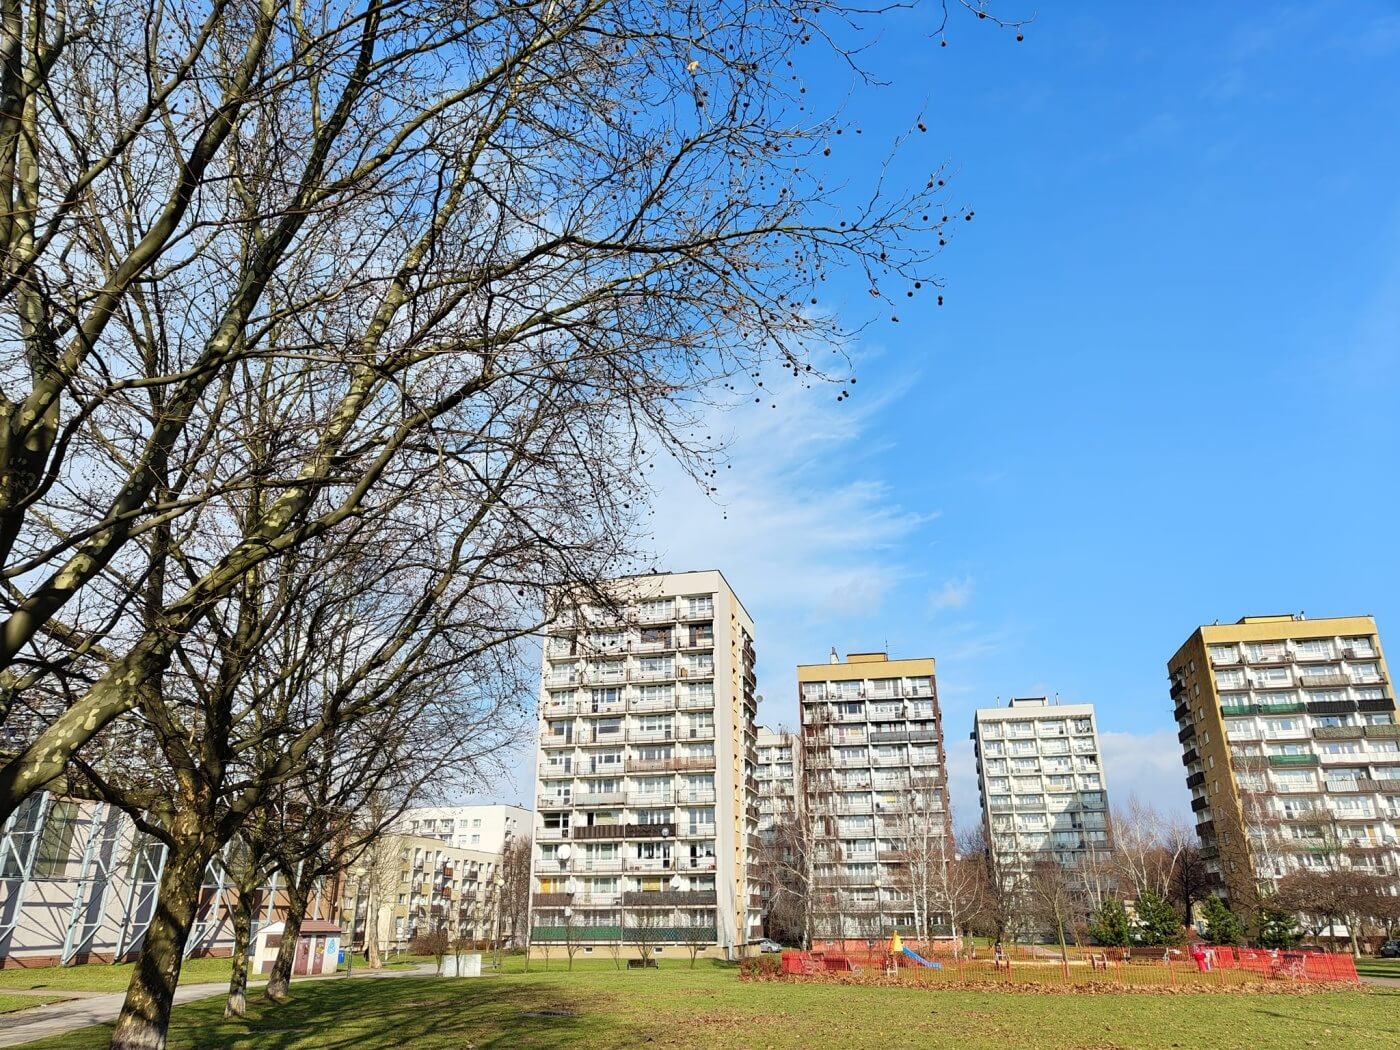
[1379,940,1400,959]
[756,939,784,954]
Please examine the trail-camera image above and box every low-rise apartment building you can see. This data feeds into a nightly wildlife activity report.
[397,804,529,855]
[0,793,337,968]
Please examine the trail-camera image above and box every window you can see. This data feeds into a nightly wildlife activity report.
[471,834,481,845]
[1295,639,1334,660]
[1210,645,1239,664]
[1216,669,1246,689]
[35,801,81,878]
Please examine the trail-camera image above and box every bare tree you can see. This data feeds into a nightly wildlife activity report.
[892,780,956,943]
[0,0,972,829]
[499,836,533,949]
[1111,797,1183,900]
[561,907,583,971]
[1025,859,1077,963]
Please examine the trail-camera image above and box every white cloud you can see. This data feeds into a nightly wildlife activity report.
[1099,728,1194,824]
[644,372,932,731]
[930,575,974,612]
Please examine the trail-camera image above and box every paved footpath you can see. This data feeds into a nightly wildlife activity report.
[0,964,437,1047]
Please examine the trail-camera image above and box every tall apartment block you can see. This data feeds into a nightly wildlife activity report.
[972,697,1111,874]
[529,570,761,959]
[798,652,949,939]
[1169,615,1399,908]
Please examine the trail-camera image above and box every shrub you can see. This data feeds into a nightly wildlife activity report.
[1088,899,1132,947]
[1201,896,1245,946]
[739,955,781,978]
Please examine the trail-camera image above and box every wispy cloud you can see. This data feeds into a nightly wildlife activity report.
[1100,728,1193,822]
[931,575,974,612]
[645,371,932,729]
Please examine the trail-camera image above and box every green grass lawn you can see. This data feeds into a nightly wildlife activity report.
[0,993,64,1014]
[14,962,1398,1050]
[0,956,247,993]
[1355,957,1400,979]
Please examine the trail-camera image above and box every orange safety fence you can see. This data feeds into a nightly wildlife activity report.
[778,946,1359,988]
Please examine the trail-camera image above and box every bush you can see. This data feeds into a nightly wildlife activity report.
[1256,906,1300,950]
[1088,899,1132,947]
[739,955,781,978]
[1134,891,1185,946]
[1201,896,1245,946]
[409,929,451,960]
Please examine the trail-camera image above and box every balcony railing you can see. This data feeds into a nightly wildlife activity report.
[1268,754,1320,766]
[622,890,717,907]
[575,791,627,806]
[538,795,572,809]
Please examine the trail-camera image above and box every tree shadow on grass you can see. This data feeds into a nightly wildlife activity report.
[194,977,599,1050]
[1243,989,1400,1040]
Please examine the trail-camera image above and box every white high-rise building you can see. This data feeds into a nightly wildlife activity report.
[397,804,530,855]
[528,570,761,959]
[972,697,1111,874]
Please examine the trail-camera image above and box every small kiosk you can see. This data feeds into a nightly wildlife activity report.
[254,919,341,976]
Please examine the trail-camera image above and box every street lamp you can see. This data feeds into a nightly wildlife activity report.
[345,866,368,979]
[493,874,505,972]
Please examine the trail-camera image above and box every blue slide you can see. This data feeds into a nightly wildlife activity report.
[900,947,941,969]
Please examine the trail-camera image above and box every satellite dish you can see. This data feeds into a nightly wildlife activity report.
[563,907,573,917]
[661,828,670,838]
[565,878,579,893]
[557,844,572,860]
[669,874,683,890]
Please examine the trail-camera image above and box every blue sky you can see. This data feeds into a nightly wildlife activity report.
[482,3,1400,826]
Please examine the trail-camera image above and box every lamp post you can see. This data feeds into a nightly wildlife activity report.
[493,874,505,972]
[345,866,367,978]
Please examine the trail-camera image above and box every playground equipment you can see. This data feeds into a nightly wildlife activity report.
[889,932,940,969]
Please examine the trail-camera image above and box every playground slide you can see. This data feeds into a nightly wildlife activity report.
[900,947,941,969]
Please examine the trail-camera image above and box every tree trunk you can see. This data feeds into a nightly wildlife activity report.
[223,885,256,1018]
[109,839,213,1050]
[365,894,382,970]
[263,866,315,1003]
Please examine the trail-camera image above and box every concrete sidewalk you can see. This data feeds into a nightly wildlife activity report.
[0,964,437,1047]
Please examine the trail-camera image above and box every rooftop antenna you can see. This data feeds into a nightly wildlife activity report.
[1054,691,1060,705]
[829,646,839,664]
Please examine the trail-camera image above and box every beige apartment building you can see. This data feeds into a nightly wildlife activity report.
[797,651,950,940]
[342,833,504,953]
[528,571,761,959]
[1169,614,1400,910]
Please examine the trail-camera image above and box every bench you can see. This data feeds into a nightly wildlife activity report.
[626,958,658,969]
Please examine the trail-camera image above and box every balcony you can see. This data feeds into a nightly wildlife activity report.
[679,823,717,838]
[633,668,676,683]
[570,858,623,873]
[571,825,627,840]
[1365,724,1400,738]
[1173,701,1190,722]
[1325,778,1375,793]
[540,735,575,750]
[1186,771,1206,789]
[678,856,717,871]
[1313,726,1364,740]
[678,606,714,622]
[630,694,678,713]
[1267,754,1320,767]
[536,827,569,842]
[1177,725,1196,744]
[628,728,676,744]
[538,795,572,810]
[1297,674,1348,688]
[676,790,716,805]
[533,892,573,907]
[575,791,627,807]
[627,793,674,808]
[678,694,715,711]
[1181,747,1199,766]
[1358,697,1397,712]
[1191,797,1209,813]
[622,890,717,907]
[577,729,626,747]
